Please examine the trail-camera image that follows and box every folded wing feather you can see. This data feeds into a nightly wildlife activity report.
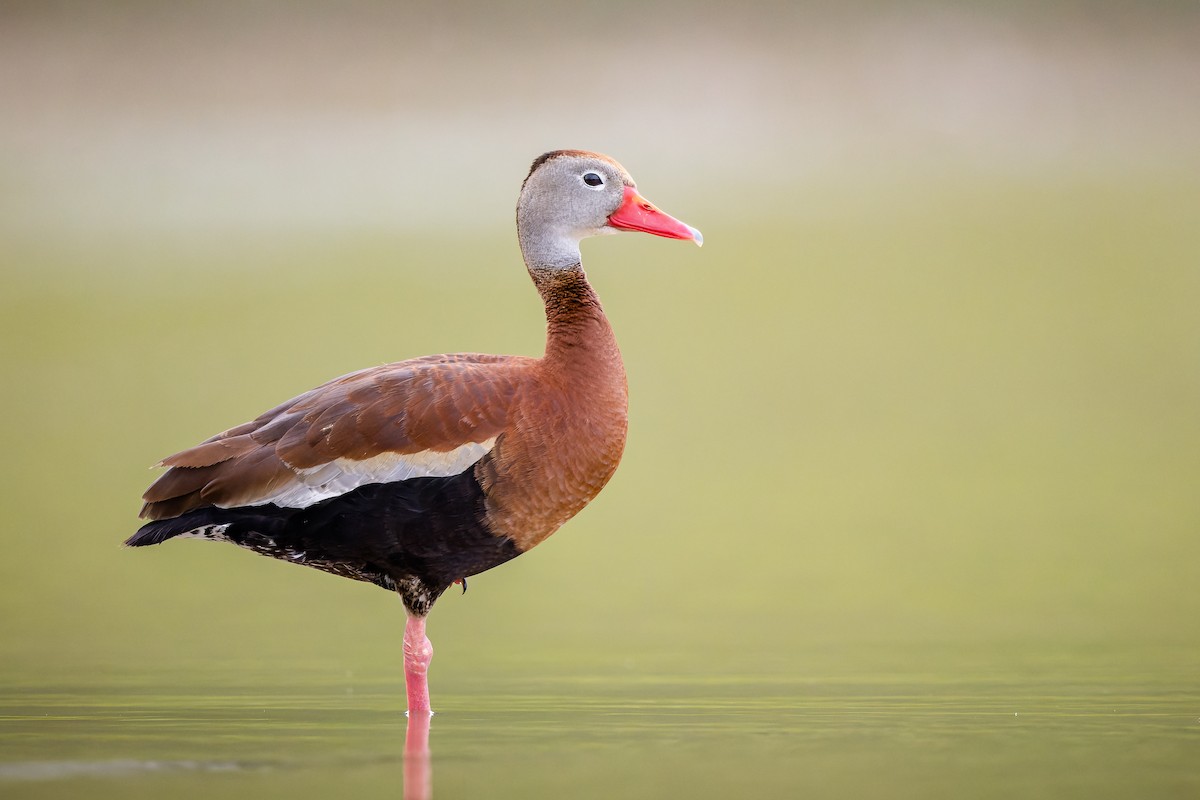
[140,354,528,520]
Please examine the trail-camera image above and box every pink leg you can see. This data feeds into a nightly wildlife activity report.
[403,613,434,716]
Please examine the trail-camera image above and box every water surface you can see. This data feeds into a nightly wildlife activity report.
[4,645,1197,799]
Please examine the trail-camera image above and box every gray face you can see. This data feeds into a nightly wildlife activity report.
[516,153,636,269]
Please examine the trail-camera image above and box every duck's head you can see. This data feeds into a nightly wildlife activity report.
[517,150,702,270]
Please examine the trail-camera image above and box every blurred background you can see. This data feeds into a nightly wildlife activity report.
[1,0,1198,795]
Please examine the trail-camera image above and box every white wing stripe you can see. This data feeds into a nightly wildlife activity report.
[233,437,498,510]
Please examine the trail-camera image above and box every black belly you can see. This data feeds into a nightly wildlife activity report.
[128,466,522,615]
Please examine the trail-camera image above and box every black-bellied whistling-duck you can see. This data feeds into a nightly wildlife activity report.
[127,150,701,715]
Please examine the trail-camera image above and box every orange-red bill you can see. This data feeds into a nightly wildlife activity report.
[607,186,703,246]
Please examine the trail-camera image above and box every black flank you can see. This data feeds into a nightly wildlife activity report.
[127,465,521,615]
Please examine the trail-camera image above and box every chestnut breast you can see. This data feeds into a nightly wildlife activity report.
[478,278,629,551]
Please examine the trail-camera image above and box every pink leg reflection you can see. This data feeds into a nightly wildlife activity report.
[403,711,432,800]
[403,612,433,800]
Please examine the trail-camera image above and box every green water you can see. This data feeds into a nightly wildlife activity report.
[3,646,1198,798]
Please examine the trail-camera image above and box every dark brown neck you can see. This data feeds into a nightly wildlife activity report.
[530,265,622,374]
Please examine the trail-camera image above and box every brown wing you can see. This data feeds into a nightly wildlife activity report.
[140,353,532,520]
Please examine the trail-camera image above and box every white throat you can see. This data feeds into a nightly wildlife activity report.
[518,224,585,271]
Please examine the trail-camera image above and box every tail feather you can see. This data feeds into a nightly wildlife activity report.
[126,507,255,547]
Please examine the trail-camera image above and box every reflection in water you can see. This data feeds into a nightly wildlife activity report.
[2,660,1199,799]
[404,713,432,800]
[0,759,253,780]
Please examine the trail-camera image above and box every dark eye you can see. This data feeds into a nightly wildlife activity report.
[582,172,604,188]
